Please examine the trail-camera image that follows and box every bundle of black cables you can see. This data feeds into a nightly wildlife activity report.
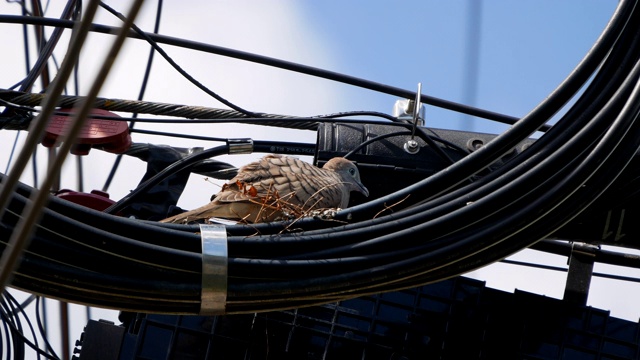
[2,0,640,314]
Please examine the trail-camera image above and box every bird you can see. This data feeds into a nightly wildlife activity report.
[160,154,369,224]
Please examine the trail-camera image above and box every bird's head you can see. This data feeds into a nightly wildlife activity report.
[323,157,369,197]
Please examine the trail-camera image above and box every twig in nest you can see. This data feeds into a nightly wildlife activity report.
[373,194,411,219]
[277,183,351,234]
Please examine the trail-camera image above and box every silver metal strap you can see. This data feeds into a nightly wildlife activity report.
[227,138,254,154]
[199,224,228,314]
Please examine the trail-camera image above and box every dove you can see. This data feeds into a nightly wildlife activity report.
[160,154,369,224]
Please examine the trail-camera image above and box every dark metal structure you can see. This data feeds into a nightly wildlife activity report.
[77,277,640,359]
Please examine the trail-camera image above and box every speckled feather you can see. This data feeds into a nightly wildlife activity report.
[160,154,369,224]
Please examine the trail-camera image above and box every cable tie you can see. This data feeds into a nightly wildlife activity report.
[199,224,228,315]
[227,138,254,154]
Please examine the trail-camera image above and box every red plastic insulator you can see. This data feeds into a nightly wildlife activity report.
[55,189,116,212]
[41,108,132,155]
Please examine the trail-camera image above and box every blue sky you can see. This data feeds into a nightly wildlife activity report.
[297,1,616,133]
[0,0,634,356]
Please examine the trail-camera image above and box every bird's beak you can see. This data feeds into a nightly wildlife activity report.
[358,182,369,197]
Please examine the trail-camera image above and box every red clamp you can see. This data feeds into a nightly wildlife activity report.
[41,108,131,155]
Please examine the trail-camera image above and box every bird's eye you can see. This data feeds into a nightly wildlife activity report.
[348,168,356,176]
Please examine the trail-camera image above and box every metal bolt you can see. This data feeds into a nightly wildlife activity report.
[404,139,420,154]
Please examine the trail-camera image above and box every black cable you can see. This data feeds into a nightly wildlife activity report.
[262,13,640,262]
[8,177,201,252]
[222,2,640,296]
[0,187,203,280]
[364,61,640,301]
[402,2,637,284]
[11,256,200,312]
[8,71,636,298]
[330,0,632,223]
[26,64,620,292]
[169,50,632,262]
[276,50,640,286]
[19,209,201,276]
[222,48,637,254]
[12,251,200,305]
[0,0,636,314]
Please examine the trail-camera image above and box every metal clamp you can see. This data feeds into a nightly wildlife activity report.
[403,83,423,154]
[199,224,228,315]
[227,138,254,154]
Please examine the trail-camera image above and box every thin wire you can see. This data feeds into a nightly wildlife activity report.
[500,258,640,284]
[40,297,48,358]
[129,0,163,128]
[30,151,38,192]
[4,291,35,360]
[343,131,412,158]
[336,127,467,163]
[102,0,164,192]
[17,0,77,93]
[0,297,19,360]
[4,133,20,175]
[7,295,36,318]
[3,0,32,183]
[0,301,11,360]
[19,0,31,83]
[98,1,258,117]
[1,291,60,360]
[129,128,233,142]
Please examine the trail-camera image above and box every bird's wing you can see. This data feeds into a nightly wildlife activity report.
[160,155,351,224]
[215,155,344,208]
